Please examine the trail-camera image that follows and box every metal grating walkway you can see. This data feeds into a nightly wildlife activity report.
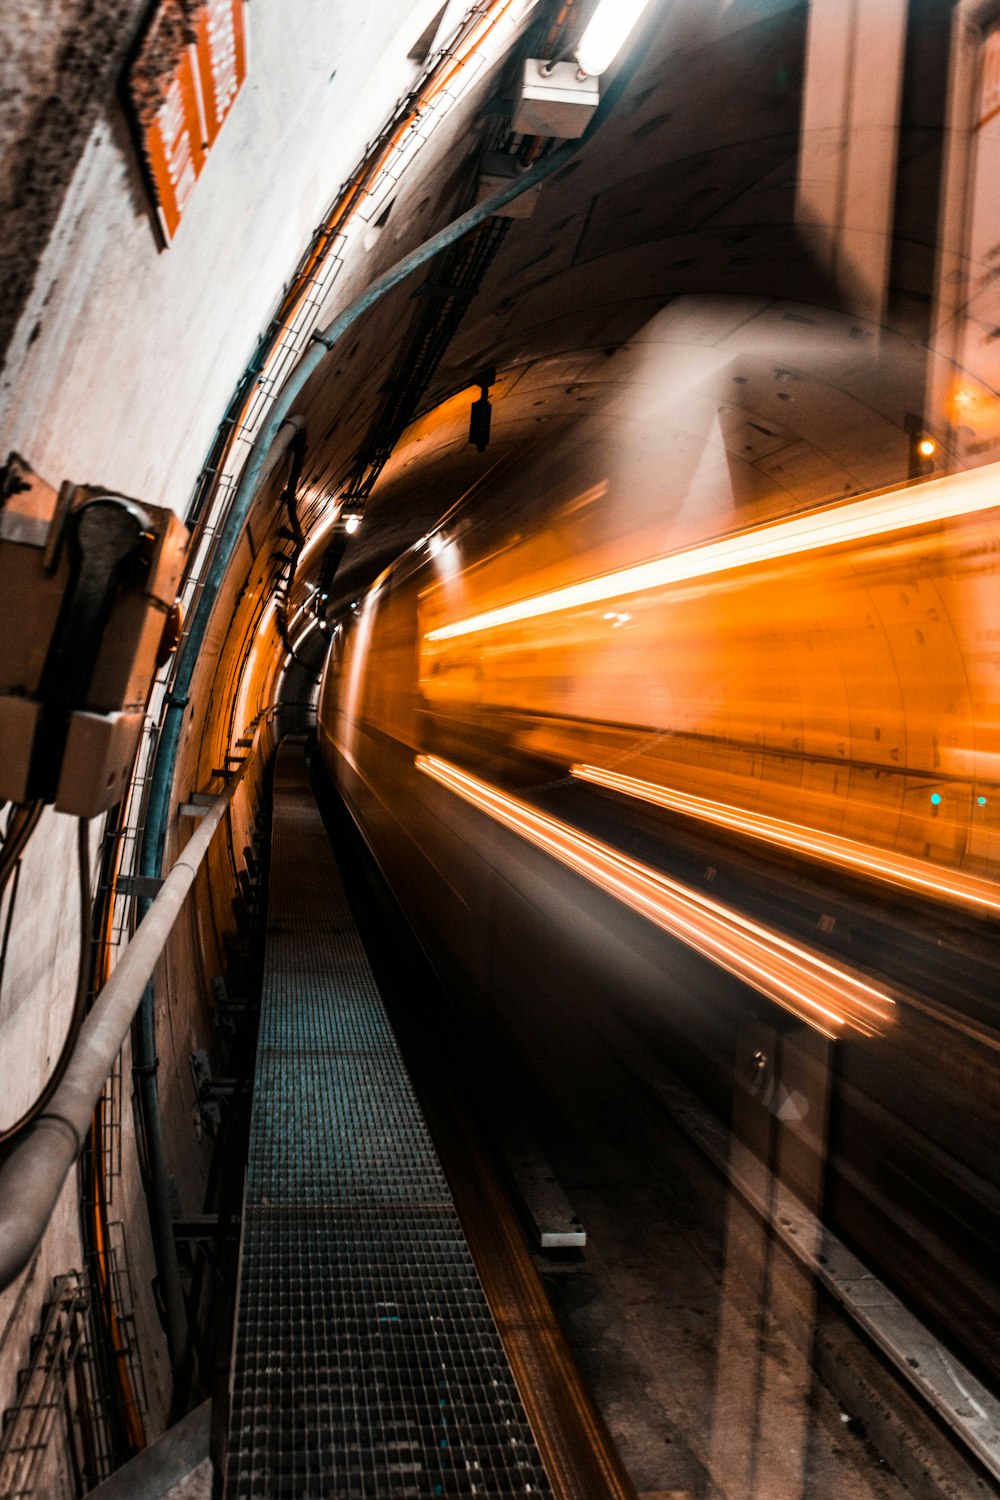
[225,743,552,1498]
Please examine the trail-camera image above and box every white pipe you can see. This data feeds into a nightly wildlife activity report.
[0,727,261,1289]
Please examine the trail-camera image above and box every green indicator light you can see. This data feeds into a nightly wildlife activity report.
[930,792,942,805]
[978,795,987,806]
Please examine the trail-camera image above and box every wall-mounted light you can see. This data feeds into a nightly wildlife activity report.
[576,0,655,77]
[341,494,364,534]
[513,60,599,137]
[512,0,653,139]
[469,368,495,453]
[904,414,938,479]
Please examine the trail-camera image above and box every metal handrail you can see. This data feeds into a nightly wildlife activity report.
[0,728,261,1291]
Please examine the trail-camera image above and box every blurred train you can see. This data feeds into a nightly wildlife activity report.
[317,423,1000,1390]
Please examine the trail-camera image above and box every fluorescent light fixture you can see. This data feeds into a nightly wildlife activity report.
[576,0,654,77]
[345,514,361,534]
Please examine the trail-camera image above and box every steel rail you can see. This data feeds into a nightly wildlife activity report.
[655,1073,1000,1486]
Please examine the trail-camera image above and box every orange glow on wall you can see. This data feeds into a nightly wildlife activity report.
[418,460,1000,879]
[979,25,1000,129]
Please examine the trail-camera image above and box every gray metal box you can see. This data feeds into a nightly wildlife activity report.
[511,59,599,139]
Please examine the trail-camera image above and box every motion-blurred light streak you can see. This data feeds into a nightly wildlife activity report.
[425,463,1000,641]
[417,755,895,1039]
[572,764,1000,916]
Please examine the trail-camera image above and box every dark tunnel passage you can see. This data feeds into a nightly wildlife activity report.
[1,0,1000,1496]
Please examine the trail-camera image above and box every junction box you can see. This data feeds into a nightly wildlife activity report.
[511,59,600,139]
[0,453,187,816]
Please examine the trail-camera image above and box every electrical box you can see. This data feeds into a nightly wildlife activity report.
[0,454,188,816]
[475,151,543,219]
[511,59,600,140]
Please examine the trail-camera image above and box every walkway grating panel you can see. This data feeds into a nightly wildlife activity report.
[225,745,552,1497]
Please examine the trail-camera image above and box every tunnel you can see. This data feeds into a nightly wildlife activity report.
[1,0,1000,1495]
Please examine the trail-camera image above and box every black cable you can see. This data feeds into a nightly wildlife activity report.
[0,817,92,1147]
[0,859,22,998]
[0,800,44,1008]
[273,429,316,670]
[0,800,44,897]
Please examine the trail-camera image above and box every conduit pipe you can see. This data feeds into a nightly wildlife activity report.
[0,740,257,1292]
[133,25,651,1375]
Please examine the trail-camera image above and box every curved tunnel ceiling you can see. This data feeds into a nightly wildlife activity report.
[190,0,963,851]
[240,0,933,678]
[10,0,955,915]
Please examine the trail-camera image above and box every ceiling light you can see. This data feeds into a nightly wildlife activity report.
[576,0,654,77]
[344,514,361,534]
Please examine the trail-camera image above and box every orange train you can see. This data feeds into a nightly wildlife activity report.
[325,443,1000,878]
[318,434,1000,1385]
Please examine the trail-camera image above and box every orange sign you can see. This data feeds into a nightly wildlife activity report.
[128,0,248,242]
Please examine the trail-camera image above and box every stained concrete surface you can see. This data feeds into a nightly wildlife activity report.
[0,0,149,361]
[163,1458,212,1499]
